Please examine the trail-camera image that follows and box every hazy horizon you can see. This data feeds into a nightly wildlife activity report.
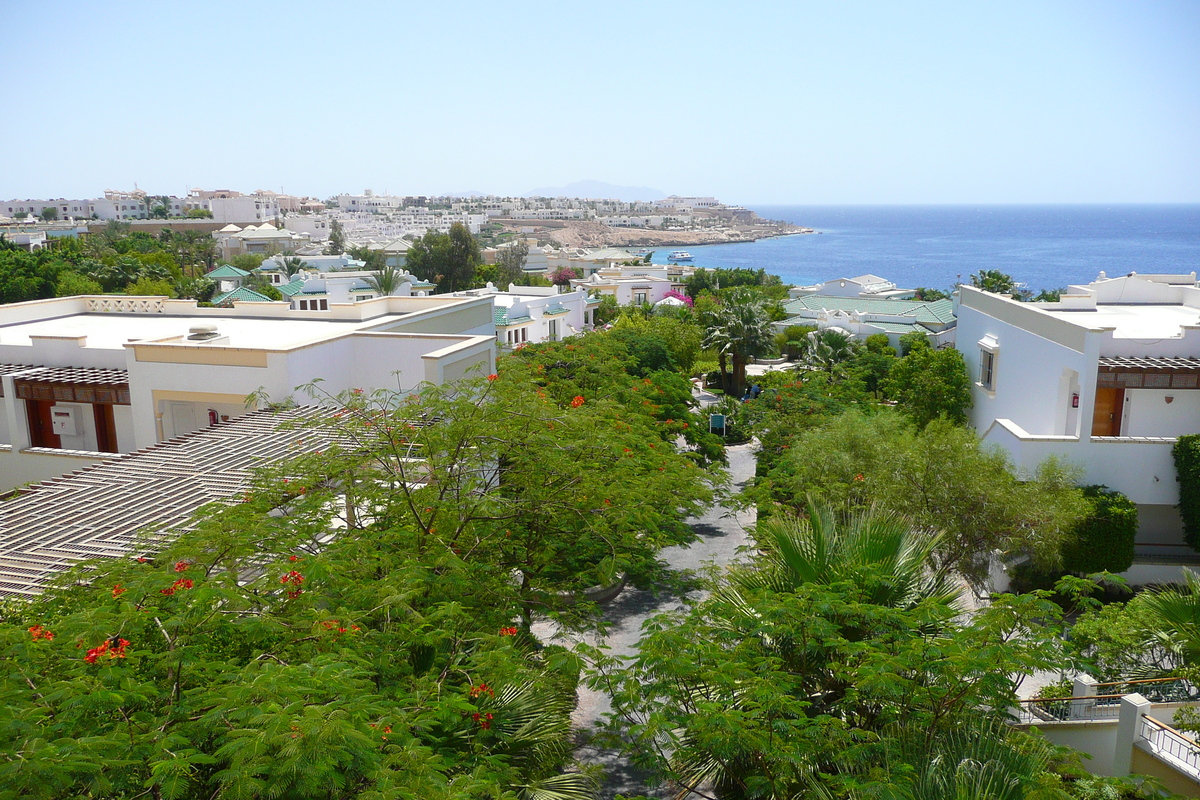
[2,1,1197,205]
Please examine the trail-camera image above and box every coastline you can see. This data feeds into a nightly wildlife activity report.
[495,216,814,249]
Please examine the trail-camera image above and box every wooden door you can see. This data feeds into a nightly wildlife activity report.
[26,399,61,449]
[93,404,118,453]
[1091,387,1124,436]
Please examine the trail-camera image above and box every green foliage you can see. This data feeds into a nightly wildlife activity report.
[897,329,931,355]
[588,501,1075,799]
[611,313,702,373]
[1061,486,1137,574]
[774,324,815,360]
[54,271,104,297]
[347,244,387,271]
[1034,288,1064,302]
[884,345,972,428]
[124,276,176,297]
[683,266,779,298]
[186,207,214,218]
[323,218,345,255]
[227,253,266,272]
[40,206,58,221]
[1069,597,1179,681]
[592,294,619,325]
[1173,434,1200,548]
[406,223,480,293]
[701,287,775,396]
[970,269,1018,295]
[750,411,1089,584]
[911,286,950,301]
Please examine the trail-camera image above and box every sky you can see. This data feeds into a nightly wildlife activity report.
[2,0,1198,205]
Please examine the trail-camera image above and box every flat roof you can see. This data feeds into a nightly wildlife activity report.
[0,313,399,351]
[1038,304,1200,340]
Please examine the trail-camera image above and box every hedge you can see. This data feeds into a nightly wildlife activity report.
[1061,485,1137,574]
[1175,434,1200,549]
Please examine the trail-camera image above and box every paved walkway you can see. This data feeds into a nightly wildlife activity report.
[536,440,758,798]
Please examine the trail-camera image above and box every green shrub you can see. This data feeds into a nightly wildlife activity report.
[1175,434,1200,549]
[1060,486,1137,574]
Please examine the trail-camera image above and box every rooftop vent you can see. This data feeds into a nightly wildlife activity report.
[187,322,220,341]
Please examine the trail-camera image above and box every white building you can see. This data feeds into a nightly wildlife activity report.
[777,294,957,349]
[212,223,310,258]
[955,273,1200,578]
[0,293,496,491]
[789,274,917,301]
[453,285,595,347]
[570,266,681,306]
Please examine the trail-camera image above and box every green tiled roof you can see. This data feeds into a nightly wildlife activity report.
[207,265,251,279]
[213,287,273,305]
[277,279,306,297]
[782,295,956,326]
[543,305,569,316]
[494,306,532,326]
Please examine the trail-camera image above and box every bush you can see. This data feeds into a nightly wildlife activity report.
[1060,486,1138,574]
[1175,434,1200,549]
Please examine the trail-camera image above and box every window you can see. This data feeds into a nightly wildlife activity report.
[979,350,996,390]
[319,299,328,310]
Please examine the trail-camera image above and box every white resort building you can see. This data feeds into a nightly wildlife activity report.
[955,273,1200,579]
[0,293,496,492]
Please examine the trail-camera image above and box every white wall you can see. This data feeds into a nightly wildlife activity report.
[957,302,1094,437]
[1124,389,1200,438]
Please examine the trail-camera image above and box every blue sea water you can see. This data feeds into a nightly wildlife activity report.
[666,205,1200,293]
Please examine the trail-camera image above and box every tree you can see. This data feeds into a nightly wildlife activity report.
[884,344,972,428]
[55,271,104,297]
[970,269,1018,294]
[802,328,860,377]
[588,500,1074,799]
[124,276,176,297]
[496,240,529,284]
[911,287,950,301]
[1034,288,1064,302]
[751,411,1089,584]
[365,265,404,296]
[701,288,775,396]
[347,244,386,271]
[774,324,815,360]
[40,206,58,221]
[1060,486,1138,575]
[444,222,480,292]
[323,218,346,255]
[547,266,578,287]
[406,225,480,294]
[185,207,213,218]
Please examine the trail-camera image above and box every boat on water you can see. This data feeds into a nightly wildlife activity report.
[634,248,652,255]
[668,250,694,262]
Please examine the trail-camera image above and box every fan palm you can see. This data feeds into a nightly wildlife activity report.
[737,498,960,611]
[803,328,860,377]
[1140,568,1200,668]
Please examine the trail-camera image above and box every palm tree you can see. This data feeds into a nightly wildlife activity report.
[802,328,859,377]
[736,499,960,611]
[1141,568,1200,668]
[366,265,404,296]
[701,288,775,396]
[669,501,961,799]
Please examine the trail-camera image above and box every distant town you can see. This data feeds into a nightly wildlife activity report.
[1,188,811,253]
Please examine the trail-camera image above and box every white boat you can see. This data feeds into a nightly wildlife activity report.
[668,250,694,262]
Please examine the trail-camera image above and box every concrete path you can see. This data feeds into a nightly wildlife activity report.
[536,440,758,798]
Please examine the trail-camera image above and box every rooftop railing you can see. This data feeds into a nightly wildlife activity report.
[1140,717,1200,778]
[1012,695,1124,724]
[1092,677,1197,703]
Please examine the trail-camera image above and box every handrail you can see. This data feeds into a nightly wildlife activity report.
[1094,676,1186,688]
[1016,694,1123,704]
[1140,716,1200,776]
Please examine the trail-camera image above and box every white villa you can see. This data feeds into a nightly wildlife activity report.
[452,285,596,347]
[570,266,681,307]
[776,294,957,349]
[790,274,916,300]
[956,273,1200,578]
[0,293,496,491]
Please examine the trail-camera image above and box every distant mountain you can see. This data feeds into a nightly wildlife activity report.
[524,180,666,202]
[441,190,486,198]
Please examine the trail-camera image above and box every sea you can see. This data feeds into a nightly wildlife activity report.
[658,205,1200,293]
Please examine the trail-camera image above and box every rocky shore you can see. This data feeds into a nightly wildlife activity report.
[495,217,813,250]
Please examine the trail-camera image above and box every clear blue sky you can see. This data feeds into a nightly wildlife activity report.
[2,0,1197,204]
